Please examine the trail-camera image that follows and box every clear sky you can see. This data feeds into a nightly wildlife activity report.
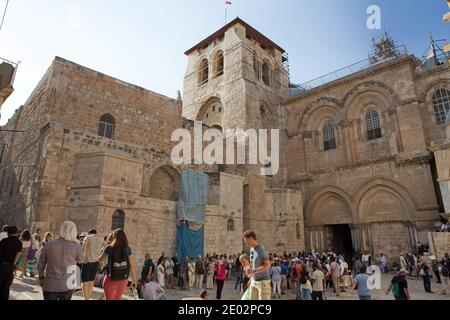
[0,0,449,125]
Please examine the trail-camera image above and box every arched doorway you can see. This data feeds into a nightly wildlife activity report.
[306,187,355,254]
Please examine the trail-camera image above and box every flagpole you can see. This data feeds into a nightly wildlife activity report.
[224,1,231,25]
[225,6,228,25]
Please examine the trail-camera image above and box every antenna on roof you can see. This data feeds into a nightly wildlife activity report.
[0,0,10,35]
[225,1,232,25]
[422,33,449,67]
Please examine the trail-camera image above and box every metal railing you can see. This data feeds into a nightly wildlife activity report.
[0,56,19,88]
[0,56,18,67]
[293,45,409,92]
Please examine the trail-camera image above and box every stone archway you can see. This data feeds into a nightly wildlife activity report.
[354,179,417,260]
[305,187,355,253]
[196,97,224,128]
[306,187,354,227]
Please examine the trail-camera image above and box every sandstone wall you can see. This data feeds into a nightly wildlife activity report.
[428,232,450,260]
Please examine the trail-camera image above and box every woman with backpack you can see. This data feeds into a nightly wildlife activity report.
[440,261,449,295]
[98,229,137,300]
[195,256,206,289]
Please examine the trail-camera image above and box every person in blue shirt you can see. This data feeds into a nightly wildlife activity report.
[279,261,289,295]
[352,266,372,300]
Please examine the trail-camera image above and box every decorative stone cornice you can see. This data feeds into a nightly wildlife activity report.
[297,154,433,177]
[336,156,396,171]
[396,154,432,167]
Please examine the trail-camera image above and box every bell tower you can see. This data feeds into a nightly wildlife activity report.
[182,18,289,131]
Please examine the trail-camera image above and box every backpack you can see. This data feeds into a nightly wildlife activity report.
[109,247,130,281]
[196,262,204,275]
[391,278,400,298]
[289,264,296,279]
[441,266,449,278]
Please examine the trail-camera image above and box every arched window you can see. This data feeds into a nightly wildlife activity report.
[214,51,224,78]
[227,219,235,232]
[199,59,209,85]
[432,89,450,125]
[112,210,125,231]
[323,120,337,151]
[262,63,270,86]
[99,114,115,139]
[296,223,301,240]
[365,108,382,141]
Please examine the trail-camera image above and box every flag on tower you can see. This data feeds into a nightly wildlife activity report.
[225,1,232,7]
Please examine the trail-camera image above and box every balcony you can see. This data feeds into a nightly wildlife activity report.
[0,57,18,106]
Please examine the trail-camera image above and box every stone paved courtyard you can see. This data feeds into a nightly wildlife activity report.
[9,273,450,301]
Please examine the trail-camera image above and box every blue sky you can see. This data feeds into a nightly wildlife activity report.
[0,0,449,125]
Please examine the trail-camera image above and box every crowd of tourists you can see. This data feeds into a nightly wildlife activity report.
[0,222,449,301]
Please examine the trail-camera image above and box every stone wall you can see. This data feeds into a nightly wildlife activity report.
[282,55,450,258]
[428,232,450,260]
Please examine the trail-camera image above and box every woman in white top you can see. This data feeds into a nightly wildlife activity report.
[164,258,175,289]
[157,258,166,288]
[18,230,32,277]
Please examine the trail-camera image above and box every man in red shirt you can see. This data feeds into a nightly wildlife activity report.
[294,260,303,300]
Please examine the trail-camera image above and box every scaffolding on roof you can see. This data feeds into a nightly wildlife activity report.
[290,44,409,94]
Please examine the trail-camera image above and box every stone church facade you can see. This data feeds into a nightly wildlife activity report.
[1,18,449,266]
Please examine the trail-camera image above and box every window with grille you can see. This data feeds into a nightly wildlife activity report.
[112,210,125,231]
[99,114,115,139]
[365,108,382,141]
[227,219,234,232]
[323,120,337,151]
[432,89,450,125]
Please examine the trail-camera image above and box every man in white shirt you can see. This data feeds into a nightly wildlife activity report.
[138,279,165,300]
[362,252,371,269]
[0,226,8,242]
[379,253,388,273]
[81,229,105,300]
[309,264,326,301]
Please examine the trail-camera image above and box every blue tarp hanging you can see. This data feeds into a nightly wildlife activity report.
[177,171,208,224]
[176,224,205,260]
